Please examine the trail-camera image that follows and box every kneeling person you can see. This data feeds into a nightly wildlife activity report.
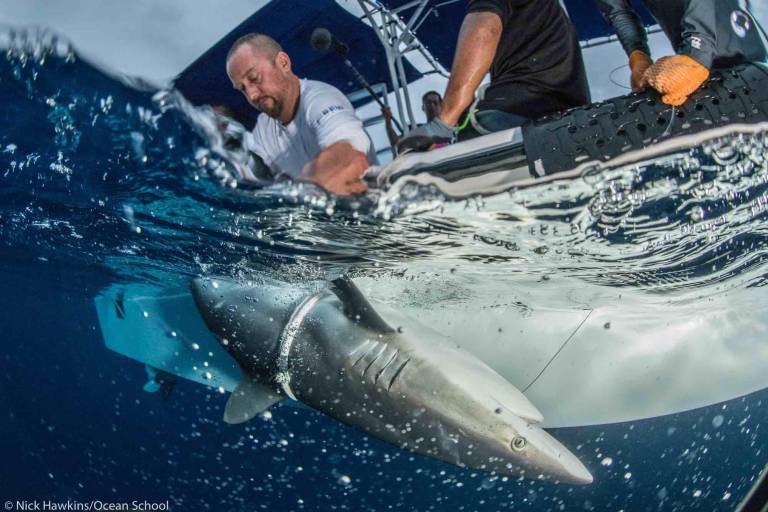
[596,0,767,105]
[227,33,375,195]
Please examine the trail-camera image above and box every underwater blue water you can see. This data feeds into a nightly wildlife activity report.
[2,31,768,511]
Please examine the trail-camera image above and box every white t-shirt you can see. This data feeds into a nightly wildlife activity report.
[250,79,375,179]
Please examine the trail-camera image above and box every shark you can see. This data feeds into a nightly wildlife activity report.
[188,275,593,484]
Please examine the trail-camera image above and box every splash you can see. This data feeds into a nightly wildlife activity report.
[2,29,768,296]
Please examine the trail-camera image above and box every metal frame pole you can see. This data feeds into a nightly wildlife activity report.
[358,0,411,131]
[356,0,451,131]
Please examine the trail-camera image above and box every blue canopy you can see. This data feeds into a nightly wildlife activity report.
[174,0,423,129]
[380,0,657,71]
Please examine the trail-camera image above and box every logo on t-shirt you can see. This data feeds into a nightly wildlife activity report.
[320,105,345,117]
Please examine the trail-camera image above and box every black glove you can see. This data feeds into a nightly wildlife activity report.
[396,117,455,153]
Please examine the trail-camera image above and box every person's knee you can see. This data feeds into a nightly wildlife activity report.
[476,109,529,131]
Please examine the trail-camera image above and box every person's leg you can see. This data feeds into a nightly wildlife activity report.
[475,110,529,131]
[456,109,529,141]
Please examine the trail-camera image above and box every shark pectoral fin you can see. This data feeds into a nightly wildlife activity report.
[142,381,161,393]
[142,365,161,393]
[330,276,395,333]
[224,379,282,424]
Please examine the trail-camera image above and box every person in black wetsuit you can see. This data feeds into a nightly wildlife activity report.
[595,0,767,105]
[398,0,591,151]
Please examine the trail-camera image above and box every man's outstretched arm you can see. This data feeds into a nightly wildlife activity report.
[396,11,501,151]
[382,106,401,147]
[594,0,650,57]
[439,11,502,126]
[594,0,653,90]
[299,141,368,195]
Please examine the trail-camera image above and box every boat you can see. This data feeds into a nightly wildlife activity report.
[95,0,768,485]
[171,0,768,201]
[373,63,768,198]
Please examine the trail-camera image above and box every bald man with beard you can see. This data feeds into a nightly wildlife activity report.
[227,33,376,195]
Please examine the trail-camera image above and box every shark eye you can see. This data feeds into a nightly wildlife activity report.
[511,436,527,451]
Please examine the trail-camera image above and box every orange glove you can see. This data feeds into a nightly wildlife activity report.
[628,50,652,92]
[640,54,710,106]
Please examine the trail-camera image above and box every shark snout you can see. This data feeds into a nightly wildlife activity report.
[387,343,593,484]
[490,413,593,485]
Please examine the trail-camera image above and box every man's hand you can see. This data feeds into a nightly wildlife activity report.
[628,50,652,92]
[304,174,367,195]
[299,141,369,195]
[640,54,709,106]
[396,117,455,153]
[301,165,368,195]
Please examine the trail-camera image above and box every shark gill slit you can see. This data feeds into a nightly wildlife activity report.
[346,339,373,359]
[387,359,411,391]
[363,344,389,377]
[374,349,400,384]
[352,341,379,368]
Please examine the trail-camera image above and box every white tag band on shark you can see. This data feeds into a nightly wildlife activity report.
[275,291,325,400]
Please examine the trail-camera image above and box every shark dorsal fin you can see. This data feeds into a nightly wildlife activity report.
[224,379,282,424]
[330,276,395,333]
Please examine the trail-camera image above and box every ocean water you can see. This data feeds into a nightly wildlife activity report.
[2,30,768,511]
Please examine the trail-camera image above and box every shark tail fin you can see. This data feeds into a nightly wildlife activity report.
[224,379,282,424]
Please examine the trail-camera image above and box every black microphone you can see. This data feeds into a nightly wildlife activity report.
[310,26,404,134]
[310,27,349,57]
